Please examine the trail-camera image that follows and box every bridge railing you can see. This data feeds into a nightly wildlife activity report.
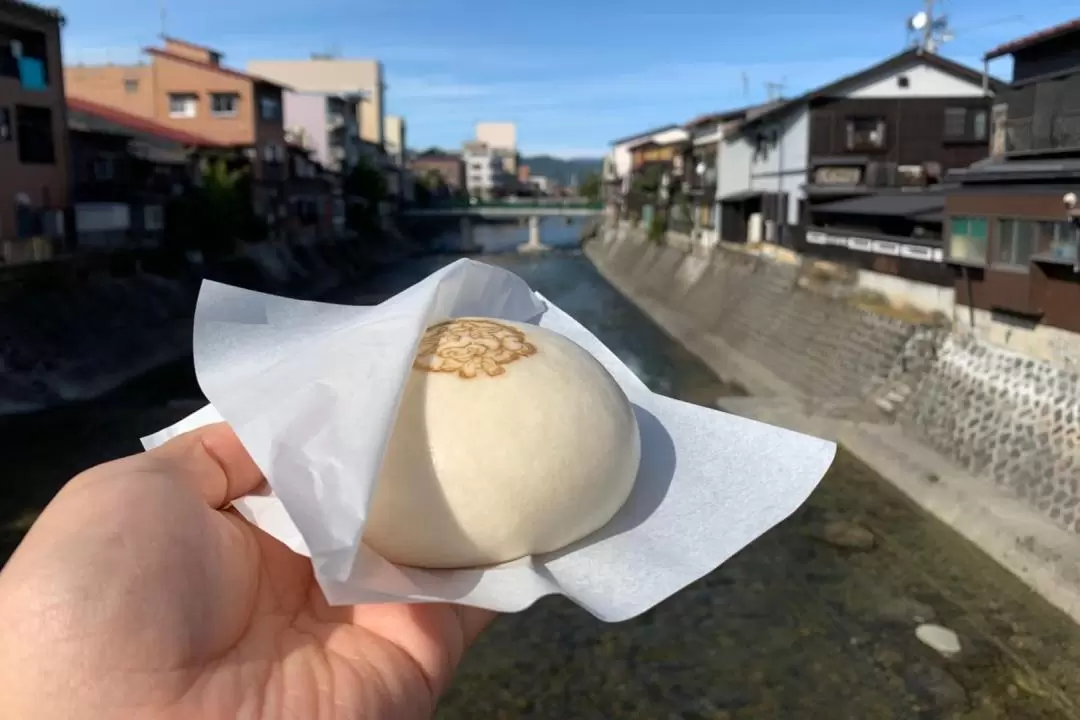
[420,199,603,211]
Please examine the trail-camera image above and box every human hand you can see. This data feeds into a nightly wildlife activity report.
[0,423,493,719]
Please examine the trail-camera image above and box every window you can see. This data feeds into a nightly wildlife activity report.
[947,215,988,264]
[897,74,910,89]
[995,218,1038,268]
[1036,220,1079,263]
[92,156,115,181]
[210,92,239,117]
[944,107,968,139]
[972,109,988,141]
[123,78,139,94]
[168,93,197,118]
[259,95,281,121]
[845,117,885,150]
[0,107,10,142]
[15,104,54,164]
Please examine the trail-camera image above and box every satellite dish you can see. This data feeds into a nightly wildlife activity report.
[909,10,929,30]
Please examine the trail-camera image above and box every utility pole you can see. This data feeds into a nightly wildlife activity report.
[765,80,788,246]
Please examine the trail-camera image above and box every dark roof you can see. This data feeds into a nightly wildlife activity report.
[736,49,1006,134]
[950,156,1080,184]
[3,0,64,23]
[67,97,220,147]
[144,48,290,90]
[814,191,945,219]
[719,188,767,202]
[684,102,777,129]
[610,124,681,147]
[984,18,1080,60]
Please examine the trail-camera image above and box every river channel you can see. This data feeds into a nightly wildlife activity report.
[3,219,1080,718]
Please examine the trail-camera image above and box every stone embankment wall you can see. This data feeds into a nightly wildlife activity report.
[589,227,1080,536]
[0,237,401,417]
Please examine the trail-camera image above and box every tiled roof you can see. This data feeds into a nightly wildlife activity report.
[144,48,291,90]
[983,18,1080,60]
[161,36,223,55]
[66,97,221,147]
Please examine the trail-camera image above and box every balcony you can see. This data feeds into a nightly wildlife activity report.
[1005,111,1080,156]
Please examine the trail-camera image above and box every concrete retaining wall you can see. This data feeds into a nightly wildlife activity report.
[589,228,1080,536]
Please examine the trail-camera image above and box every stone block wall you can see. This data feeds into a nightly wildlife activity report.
[590,229,1080,536]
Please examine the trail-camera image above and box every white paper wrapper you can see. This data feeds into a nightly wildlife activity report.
[142,258,835,622]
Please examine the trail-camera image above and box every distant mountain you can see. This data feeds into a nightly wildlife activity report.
[519,155,602,187]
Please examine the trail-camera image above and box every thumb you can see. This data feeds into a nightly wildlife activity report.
[147,423,265,508]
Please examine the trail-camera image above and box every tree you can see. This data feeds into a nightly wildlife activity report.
[165,156,261,260]
[579,172,601,203]
[632,164,664,195]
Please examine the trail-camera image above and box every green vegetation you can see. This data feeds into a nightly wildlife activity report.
[579,172,601,204]
[343,158,388,236]
[165,157,264,259]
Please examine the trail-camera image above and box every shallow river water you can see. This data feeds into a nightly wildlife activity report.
[3,223,1080,718]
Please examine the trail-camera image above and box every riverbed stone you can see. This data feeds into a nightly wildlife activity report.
[822,520,876,550]
[916,624,963,657]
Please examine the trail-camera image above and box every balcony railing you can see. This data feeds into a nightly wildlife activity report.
[1005,111,1080,155]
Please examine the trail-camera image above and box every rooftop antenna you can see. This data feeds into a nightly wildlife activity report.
[765,80,786,101]
[907,0,953,53]
[159,0,167,36]
[741,72,750,100]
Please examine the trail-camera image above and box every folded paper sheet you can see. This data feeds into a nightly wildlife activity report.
[142,259,835,622]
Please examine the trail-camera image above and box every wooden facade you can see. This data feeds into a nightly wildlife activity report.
[808,96,994,184]
[945,189,1080,332]
[941,20,1080,334]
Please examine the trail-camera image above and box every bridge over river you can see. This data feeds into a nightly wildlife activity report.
[3,226,1080,718]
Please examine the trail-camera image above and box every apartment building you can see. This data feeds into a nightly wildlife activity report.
[409,152,464,193]
[283,91,362,173]
[65,37,290,226]
[65,37,287,162]
[246,57,385,147]
[475,121,518,174]
[0,0,71,260]
[463,141,508,199]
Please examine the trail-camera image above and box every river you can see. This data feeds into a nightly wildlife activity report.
[3,222,1079,718]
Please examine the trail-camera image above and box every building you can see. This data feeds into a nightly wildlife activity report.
[462,141,508,199]
[282,91,362,173]
[66,97,212,251]
[717,48,999,247]
[475,121,517,174]
[680,103,779,243]
[64,37,290,230]
[603,124,681,204]
[622,126,689,223]
[409,152,464,194]
[1,0,71,263]
[384,115,406,166]
[941,18,1080,335]
[246,57,385,147]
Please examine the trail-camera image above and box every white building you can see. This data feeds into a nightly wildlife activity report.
[604,124,683,197]
[715,48,995,245]
[463,141,507,199]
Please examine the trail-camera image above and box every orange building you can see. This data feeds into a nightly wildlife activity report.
[65,37,291,223]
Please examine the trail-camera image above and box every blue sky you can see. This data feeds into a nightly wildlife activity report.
[58,0,1079,157]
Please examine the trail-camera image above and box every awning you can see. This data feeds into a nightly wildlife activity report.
[813,192,944,219]
[719,189,766,202]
